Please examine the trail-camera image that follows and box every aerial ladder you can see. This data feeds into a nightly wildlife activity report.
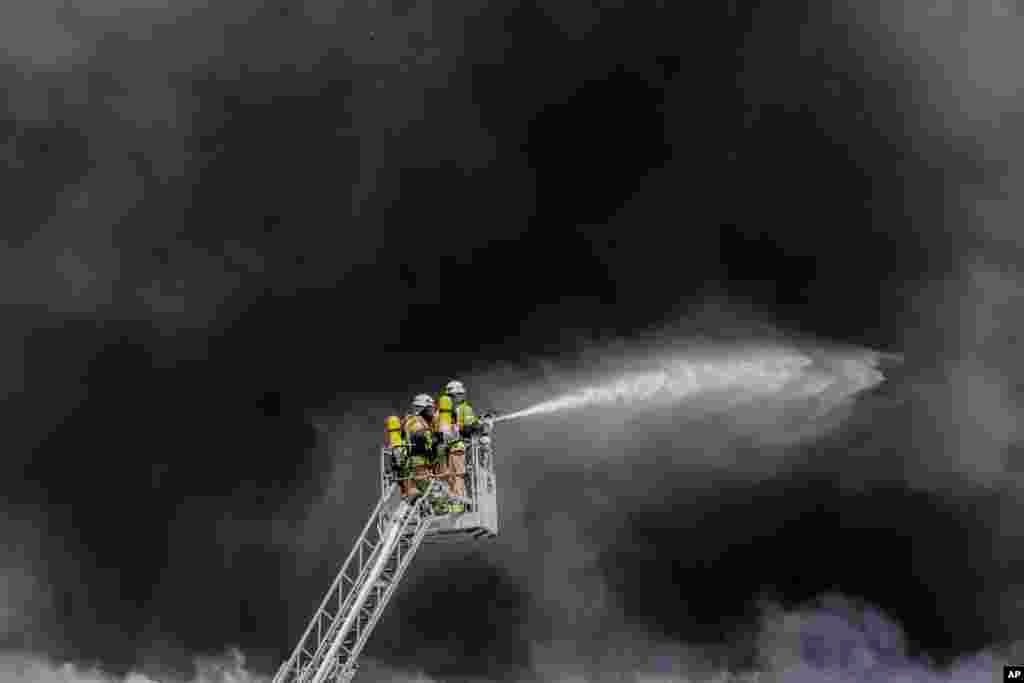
[272,413,499,683]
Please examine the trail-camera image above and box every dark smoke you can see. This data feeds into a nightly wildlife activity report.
[3,0,1024,681]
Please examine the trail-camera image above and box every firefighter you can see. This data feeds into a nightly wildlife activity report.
[431,392,464,514]
[384,414,414,496]
[430,392,452,512]
[437,379,489,513]
[401,394,436,500]
[444,379,482,438]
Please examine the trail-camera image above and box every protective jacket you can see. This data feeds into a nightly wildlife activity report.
[402,414,435,467]
[455,400,479,437]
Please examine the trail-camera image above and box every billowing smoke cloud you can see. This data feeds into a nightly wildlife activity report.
[11,598,1011,682]
[0,0,512,671]
[526,595,1017,682]
[272,281,1022,683]
[0,649,454,683]
[836,1,1024,488]
[360,593,1020,682]
[3,315,1012,681]
[0,650,267,683]
[6,2,1024,682]
[0,0,500,325]
[269,328,913,680]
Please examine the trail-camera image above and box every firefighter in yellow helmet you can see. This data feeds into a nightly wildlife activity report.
[401,394,436,499]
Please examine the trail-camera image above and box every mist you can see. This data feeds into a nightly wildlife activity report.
[494,343,887,425]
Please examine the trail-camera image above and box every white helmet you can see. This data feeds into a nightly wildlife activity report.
[411,394,435,411]
[445,379,466,396]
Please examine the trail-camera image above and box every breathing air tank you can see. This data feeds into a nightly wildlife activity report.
[385,415,403,448]
[437,394,454,435]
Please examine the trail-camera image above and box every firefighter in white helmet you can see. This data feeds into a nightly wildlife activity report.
[401,394,436,499]
[434,379,493,513]
[445,380,484,437]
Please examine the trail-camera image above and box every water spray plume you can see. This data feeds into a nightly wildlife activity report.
[494,346,889,424]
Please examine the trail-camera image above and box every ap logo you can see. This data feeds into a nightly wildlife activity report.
[1006,665,1024,680]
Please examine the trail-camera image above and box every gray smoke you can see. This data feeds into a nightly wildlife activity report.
[840,1,1024,488]
[284,323,993,681]
[0,0,502,326]
[0,649,267,683]
[5,1,1024,681]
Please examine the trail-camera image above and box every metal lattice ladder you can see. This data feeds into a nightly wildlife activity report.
[272,483,439,683]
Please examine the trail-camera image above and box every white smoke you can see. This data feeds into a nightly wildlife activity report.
[526,595,1014,683]
[0,649,267,683]
[0,652,453,683]
[346,597,1015,682]
[9,597,1009,683]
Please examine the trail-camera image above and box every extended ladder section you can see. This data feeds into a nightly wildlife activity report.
[272,483,438,683]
